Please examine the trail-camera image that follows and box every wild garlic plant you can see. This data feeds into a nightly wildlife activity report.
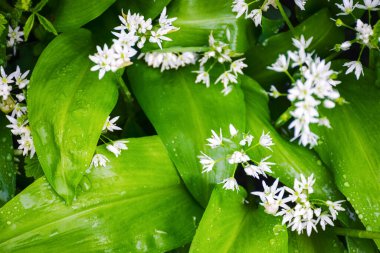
[89,7,180,79]
[268,35,342,148]
[333,0,380,79]
[232,0,308,27]
[7,25,24,56]
[198,124,275,191]
[199,124,345,236]
[253,174,345,236]
[0,66,35,157]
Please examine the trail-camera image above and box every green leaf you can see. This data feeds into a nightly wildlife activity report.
[24,156,44,180]
[36,14,57,36]
[144,0,252,53]
[190,186,288,253]
[127,62,246,207]
[288,231,345,253]
[52,0,116,32]
[0,136,203,252]
[0,113,15,206]
[346,237,378,253]
[15,0,32,11]
[241,75,343,202]
[314,70,380,248]
[32,0,49,12]
[23,14,35,41]
[28,29,118,203]
[370,20,380,49]
[245,8,345,88]
[0,14,7,65]
[117,0,172,19]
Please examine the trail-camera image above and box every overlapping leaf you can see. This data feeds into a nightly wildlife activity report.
[52,0,116,32]
[127,62,246,207]
[190,186,288,253]
[0,113,15,206]
[28,29,118,203]
[0,136,203,252]
[314,70,380,248]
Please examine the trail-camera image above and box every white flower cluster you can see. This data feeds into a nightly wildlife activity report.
[7,26,24,55]
[232,0,308,26]
[268,35,341,148]
[90,8,179,79]
[87,116,127,172]
[1,66,34,157]
[252,174,345,236]
[140,52,197,72]
[193,32,247,95]
[198,124,275,191]
[334,0,380,79]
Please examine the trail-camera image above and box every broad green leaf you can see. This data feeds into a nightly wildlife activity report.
[0,136,203,252]
[36,14,58,36]
[0,14,7,65]
[24,157,44,180]
[0,113,15,206]
[241,75,343,201]
[190,186,288,253]
[346,237,378,253]
[118,0,172,19]
[245,8,344,88]
[314,70,380,248]
[144,0,252,53]
[28,29,118,203]
[288,231,345,253]
[127,62,246,207]
[52,0,116,32]
[23,14,35,41]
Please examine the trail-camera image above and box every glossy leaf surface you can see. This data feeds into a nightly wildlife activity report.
[128,62,246,207]
[28,29,118,203]
[0,136,203,252]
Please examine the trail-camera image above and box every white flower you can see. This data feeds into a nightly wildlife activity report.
[229,124,238,137]
[268,85,281,98]
[318,213,334,230]
[103,116,122,132]
[207,129,223,148]
[228,150,250,164]
[194,69,211,87]
[294,0,307,10]
[230,58,247,75]
[326,200,345,220]
[256,156,275,176]
[16,93,25,102]
[198,152,215,173]
[355,19,373,45]
[268,54,289,72]
[7,26,23,48]
[158,7,178,31]
[340,41,352,51]
[17,132,35,157]
[149,29,172,49]
[343,61,363,80]
[221,177,239,191]
[247,9,263,27]
[11,103,27,118]
[287,80,314,102]
[112,43,136,68]
[232,0,249,18]
[259,131,274,150]
[295,174,315,194]
[12,66,30,89]
[91,154,109,168]
[357,0,380,10]
[89,44,117,79]
[336,0,358,15]
[215,71,238,87]
[239,134,253,146]
[292,35,313,50]
[318,117,331,128]
[106,140,128,157]
[221,85,234,95]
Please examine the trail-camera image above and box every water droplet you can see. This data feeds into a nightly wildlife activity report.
[343,182,350,187]
[6,221,11,225]
[358,214,363,219]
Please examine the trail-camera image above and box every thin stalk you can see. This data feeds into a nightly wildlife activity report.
[117,76,133,105]
[334,227,380,240]
[275,106,294,128]
[275,0,296,35]
[147,46,210,54]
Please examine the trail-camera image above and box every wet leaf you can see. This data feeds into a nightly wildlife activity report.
[127,62,246,207]
[0,113,15,206]
[190,186,288,253]
[28,29,118,203]
[0,136,203,252]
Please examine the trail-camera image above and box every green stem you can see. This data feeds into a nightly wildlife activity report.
[325,51,341,62]
[275,106,294,128]
[146,46,210,54]
[334,227,380,240]
[284,70,295,83]
[275,0,296,35]
[117,76,133,105]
